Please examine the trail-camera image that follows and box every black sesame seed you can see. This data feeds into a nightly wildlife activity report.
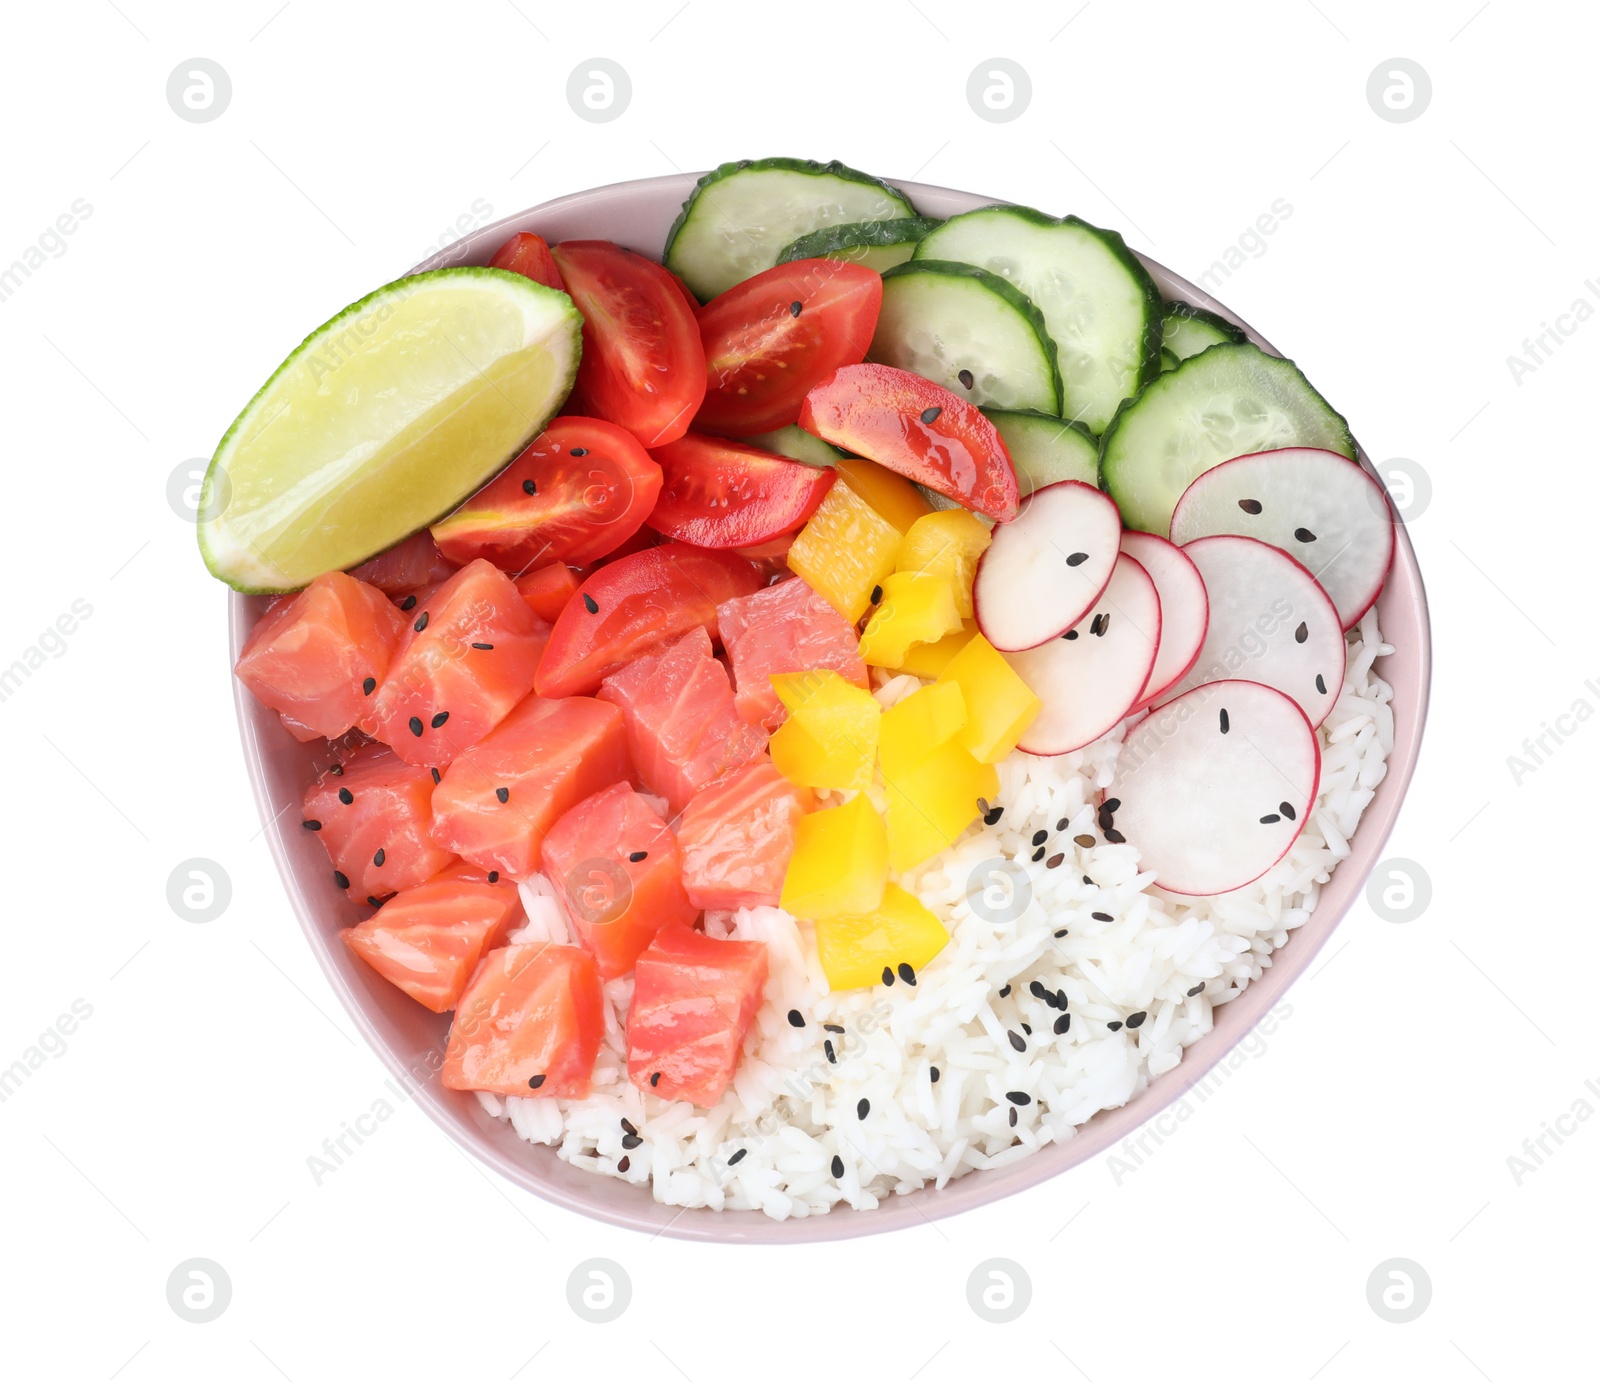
[1294,527,1317,543]
[1009,1106,1018,1127]
[399,595,417,611]
[831,1154,845,1177]
[825,1040,836,1063]
[1260,813,1281,824]
[976,797,989,814]
[919,405,942,424]
[1021,1022,1032,1034]
[1074,834,1095,849]
[958,368,975,389]
[1054,1012,1071,1035]
[930,1066,940,1082]
[430,767,441,784]
[1090,612,1110,637]
[1238,498,1263,515]
[1103,798,1120,812]
[367,895,382,908]
[857,1098,870,1119]
[472,642,494,651]
[787,1009,805,1028]
[1054,928,1069,938]
[408,716,424,737]
[1126,1010,1147,1029]
[882,966,894,986]
[1107,1020,1123,1032]
[999,983,1012,998]
[1104,828,1126,844]
[1065,552,1089,567]
[1187,982,1205,996]
[629,850,648,862]
[1007,1090,1031,1105]
[789,300,802,317]
[898,962,916,985]
[1280,801,1297,821]
[1030,980,1048,1000]
[1082,876,1094,886]
[582,592,599,614]
[618,1155,631,1173]
[622,1133,643,1149]
[1031,846,1045,862]
[1046,853,1064,869]
[522,478,538,495]
[338,787,354,805]
[362,676,376,695]
[528,1074,546,1089]
[1092,911,1113,922]
[1031,829,1048,847]
[413,612,429,633]
[870,584,883,605]
[621,1117,638,1136]
[327,763,344,776]
[984,806,1004,826]
[1315,673,1327,695]
[1295,621,1308,644]
[570,447,589,457]
[487,871,500,883]
[1219,708,1230,734]
[1063,629,1079,641]
[496,787,510,803]
[302,819,321,831]
[373,848,386,867]
[329,870,346,889]
[650,1072,661,1087]
[431,711,450,729]
[824,1023,845,1033]
[1007,1030,1026,1052]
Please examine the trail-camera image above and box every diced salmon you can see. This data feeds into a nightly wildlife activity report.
[674,758,813,910]
[347,530,458,596]
[443,943,604,1097]
[717,576,868,730]
[303,743,456,900]
[542,782,698,979]
[430,695,632,879]
[626,926,768,1107]
[597,626,768,815]
[341,861,523,1012]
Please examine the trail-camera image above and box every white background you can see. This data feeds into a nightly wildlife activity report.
[1,1,1593,1378]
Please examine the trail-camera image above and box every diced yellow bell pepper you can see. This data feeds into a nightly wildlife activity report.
[936,633,1042,763]
[768,670,880,791]
[834,456,933,534]
[894,509,992,619]
[857,572,963,669]
[881,739,999,872]
[879,680,967,779]
[814,883,950,990]
[898,623,976,679]
[779,791,888,920]
[787,481,903,623]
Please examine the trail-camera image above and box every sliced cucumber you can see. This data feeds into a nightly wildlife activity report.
[982,408,1100,495]
[664,158,915,301]
[1100,343,1355,537]
[1162,301,1246,362]
[1160,347,1180,372]
[868,260,1061,414]
[743,424,843,468]
[914,206,1161,434]
[777,217,941,272]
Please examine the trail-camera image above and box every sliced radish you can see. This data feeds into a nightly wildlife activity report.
[1119,530,1207,709]
[1107,679,1320,895]
[973,480,1122,651]
[1169,447,1395,629]
[1007,553,1160,755]
[1155,535,1343,727]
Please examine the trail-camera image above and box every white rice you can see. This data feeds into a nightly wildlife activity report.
[479,608,1396,1218]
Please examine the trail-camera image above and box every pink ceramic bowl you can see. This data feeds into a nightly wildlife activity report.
[230,174,1431,1242]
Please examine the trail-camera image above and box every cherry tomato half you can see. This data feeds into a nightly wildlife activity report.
[550,240,707,449]
[694,258,883,436]
[646,432,836,549]
[798,363,1021,521]
[489,231,566,293]
[431,417,663,571]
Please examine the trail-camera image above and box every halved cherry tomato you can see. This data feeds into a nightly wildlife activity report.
[431,417,662,571]
[489,231,566,293]
[695,259,882,435]
[799,363,1021,521]
[535,542,764,698]
[514,564,581,623]
[550,240,706,448]
[646,432,835,549]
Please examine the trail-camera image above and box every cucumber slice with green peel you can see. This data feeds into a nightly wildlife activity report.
[777,216,941,272]
[1100,343,1355,537]
[742,424,844,468]
[1160,347,1180,372]
[914,206,1161,433]
[982,408,1099,494]
[869,260,1062,414]
[664,158,916,301]
[1162,301,1246,362]
[199,268,582,593]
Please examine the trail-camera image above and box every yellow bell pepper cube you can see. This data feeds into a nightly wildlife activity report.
[787,480,903,623]
[857,572,963,669]
[895,509,992,618]
[898,623,976,680]
[936,633,1042,763]
[779,791,888,920]
[881,739,999,872]
[879,680,967,779]
[834,456,933,534]
[814,883,950,990]
[768,670,880,792]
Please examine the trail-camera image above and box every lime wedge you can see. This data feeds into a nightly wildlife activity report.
[199,268,582,592]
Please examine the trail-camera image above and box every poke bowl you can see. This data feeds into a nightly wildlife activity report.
[225,168,1430,1242]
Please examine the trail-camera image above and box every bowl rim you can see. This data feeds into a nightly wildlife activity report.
[229,171,1432,1243]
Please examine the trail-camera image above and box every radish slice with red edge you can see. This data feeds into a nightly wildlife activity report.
[972,479,1122,651]
[1155,534,1344,728]
[1169,447,1394,629]
[1006,552,1160,755]
[1119,530,1207,709]
[1107,679,1320,895]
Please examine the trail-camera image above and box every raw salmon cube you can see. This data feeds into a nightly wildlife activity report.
[717,576,869,729]
[674,758,813,910]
